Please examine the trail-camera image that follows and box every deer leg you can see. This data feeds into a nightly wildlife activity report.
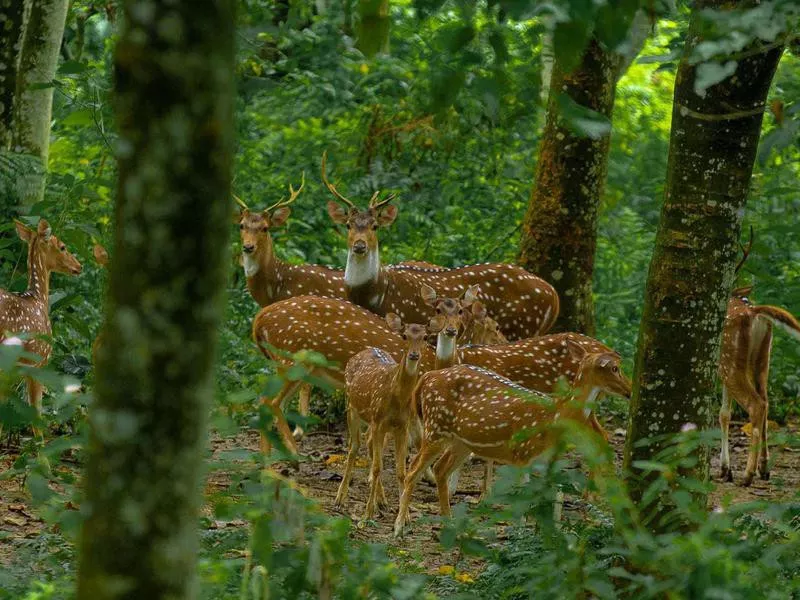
[754,337,771,481]
[719,386,734,482]
[26,377,44,439]
[480,460,494,501]
[292,384,311,441]
[409,417,436,485]
[259,379,303,455]
[394,426,409,510]
[742,400,765,487]
[374,431,389,510]
[364,425,386,521]
[394,439,446,538]
[334,407,361,508]
[434,444,470,517]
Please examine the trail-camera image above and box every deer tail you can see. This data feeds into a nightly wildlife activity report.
[753,305,800,342]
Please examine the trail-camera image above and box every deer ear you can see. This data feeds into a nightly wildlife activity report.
[327,201,349,225]
[732,285,753,298]
[597,353,616,368]
[377,204,398,227]
[269,206,291,228]
[420,284,437,306]
[385,312,403,332]
[14,220,33,242]
[37,219,52,240]
[93,244,109,267]
[461,284,480,307]
[427,314,446,333]
[471,301,487,320]
[565,339,585,361]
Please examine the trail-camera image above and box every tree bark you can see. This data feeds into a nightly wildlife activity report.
[357,0,389,58]
[0,0,30,149]
[623,3,784,526]
[76,0,235,598]
[518,37,621,335]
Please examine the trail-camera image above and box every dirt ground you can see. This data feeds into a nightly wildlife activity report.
[2,416,799,576]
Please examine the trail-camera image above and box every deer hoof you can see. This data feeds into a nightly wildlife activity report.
[759,470,770,481]
[292,427,305,441]
[719,467,733,482]
[740,473,754,487]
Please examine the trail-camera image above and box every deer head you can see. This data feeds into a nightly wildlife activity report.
[463,300,507,345]
[386,313,429,376]
[569,342,631,400]
[236,174,304,277]
[322,152,397,287]
[421,284,479,364]
[93,243,109,268]
[15,219,82,276]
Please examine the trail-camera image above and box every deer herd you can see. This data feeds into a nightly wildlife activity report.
[2,155,799,535]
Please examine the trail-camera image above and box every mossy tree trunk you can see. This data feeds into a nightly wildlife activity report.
[0,0,30,148]
[518,37,621,335]
[76,0,235,598]
[12,0,69,206]
[357,0,389,58]
[623,2,784,526]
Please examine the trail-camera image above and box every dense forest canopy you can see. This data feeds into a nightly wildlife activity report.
[0,0,798,598]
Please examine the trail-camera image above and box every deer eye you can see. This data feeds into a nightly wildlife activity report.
[239,224,244,230]
[458,309,463,315]
[612,366,618,373]
[436,308,442,314]
[372,224,378,230]
[60,245,66,251]
[402,333,407,340]
[261,226,268,233]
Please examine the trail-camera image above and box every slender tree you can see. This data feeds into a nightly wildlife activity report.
[13,0,69,206]
[518,18,648,334]
[357,0,389,58]
[76,0,235,597]
[623,2,784,523]
[0,0,30,148]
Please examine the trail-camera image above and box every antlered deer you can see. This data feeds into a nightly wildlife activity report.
[394,349,631,537]
[322,152,559,340]
[0,220,82,429]
[237,176,347,440]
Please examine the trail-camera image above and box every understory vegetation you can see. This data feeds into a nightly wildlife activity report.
[0,1,798,599]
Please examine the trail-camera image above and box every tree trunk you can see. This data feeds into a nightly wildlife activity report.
[0,0,30,149]
[518,37,621,335]
[76,0,235,597]
[357,0,389,58]
[12,0,69,206]
[623,3,784,527]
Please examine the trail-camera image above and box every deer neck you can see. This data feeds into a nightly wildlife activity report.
[435,333,459,369]
[568,372,601,419]
[344,248,386,312]
[26,238,50,303]
[390,355,420,405]
[244,239,281,306]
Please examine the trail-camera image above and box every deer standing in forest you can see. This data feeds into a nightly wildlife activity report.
[0,220,82,431]
[394,349,631,537]
[718,236,800,485]
[237,175,347,440]
[322,152,559,340]
[334,314,439,518]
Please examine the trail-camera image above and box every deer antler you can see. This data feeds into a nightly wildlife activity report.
[369,191,397,211]
[734,225,754,275]
[321,151,355,209]
[266,172,305,213]
[233,194,249,210]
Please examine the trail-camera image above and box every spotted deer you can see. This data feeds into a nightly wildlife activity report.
[0,220,82,427]
[237,175,347,441]
[251,289,467,454]
[334,314,438,518]
[718,285,800,486]
[322,152,559,340]
[394,349,631,537]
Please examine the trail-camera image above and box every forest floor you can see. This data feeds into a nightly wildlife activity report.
[2,415,800,580]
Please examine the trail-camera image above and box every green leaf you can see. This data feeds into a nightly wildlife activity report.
[555,93,612,140]
[62,109,94,127]
[553,19,592,74]
[58,60,88,75]
[693,60,737,97]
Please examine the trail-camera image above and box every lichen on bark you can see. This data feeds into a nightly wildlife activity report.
[623,1,784,528]
[76,1,235,598]
[518,37,621,335]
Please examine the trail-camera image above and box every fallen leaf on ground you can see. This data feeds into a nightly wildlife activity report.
[455,573,475,584]
[4,515,26,527]
[325,454,344,465]
[437,565,455,576]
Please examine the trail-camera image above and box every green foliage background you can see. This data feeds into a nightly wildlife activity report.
[1,1,799,598]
